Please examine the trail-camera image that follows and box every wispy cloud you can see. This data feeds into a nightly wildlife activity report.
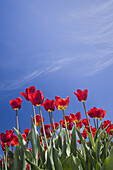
[0,57,74,91]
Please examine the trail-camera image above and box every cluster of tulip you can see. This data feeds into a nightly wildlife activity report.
[0,86,113,170]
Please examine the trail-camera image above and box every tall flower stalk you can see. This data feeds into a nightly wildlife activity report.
[62,110,70,143]
[16,110,19,131]
[38,106,48,150]
[32,105,36,127]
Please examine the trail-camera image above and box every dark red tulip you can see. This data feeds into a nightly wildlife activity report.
[42,99,55,112]
[20,86,36,101]
[87,107,106,119]
[10,97,22,110]
[29,90,44,106]
[74,89,88,102]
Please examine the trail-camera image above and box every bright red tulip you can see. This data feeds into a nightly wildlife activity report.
[22,133,27,141]
[59,120,65,128]
[70,112,81,123]
[29,90,44,106]
[55,96,69,110]
[87,107,106,119]
[20,86,36,101]
[74,89,88,102]
[10,97,22,110]
[81,119,90,127]
[33,114,44,127]
[42,99,55,112]
[52,123,59,130]
[23,128,31,137]
[11,135,18,147]
[0,141,10,151]
[76,121,82,129]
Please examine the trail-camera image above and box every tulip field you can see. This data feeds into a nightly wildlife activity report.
[0,86,113,170]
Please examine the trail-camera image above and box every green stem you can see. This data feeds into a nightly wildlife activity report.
[4,150,7,170]
[97,119,99,129]
[38,106,48,150]
[16,110,19,131]
[62,110,70,143]
[32,105,36,127]
[49,111,52,129]
[39,127,44,148]
[51,112,57,137]
[93,118,97,129]
[83,102,93,138]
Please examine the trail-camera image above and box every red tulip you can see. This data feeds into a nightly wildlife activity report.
[10,97,22,110]
[26,164,30,170]
[0,141,10,151]
[81,119,90,127]
[11,135,18,147]
[29,90,44,106]
[23,128,31,137]
[74,89,88,102]
[0,133,12,143]
[55,96,69,110]
[40,124,51,138]
[22,133,27,141]
[33,114,44,127]
[20,86,36,101]
[42,99,55,112]
[68,122,73,130]
[52,123,59,130]
[76,121,82,129]
[70,112,81,123]
[87,107,106,119]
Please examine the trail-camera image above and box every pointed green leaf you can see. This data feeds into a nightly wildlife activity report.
[71,124,77,157]
[62,154,79,170]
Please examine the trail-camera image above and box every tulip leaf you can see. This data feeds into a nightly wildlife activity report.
[94,125,102,142]
[101,147,113,170]
[13,146,23,170]
[60,135,68,163]
[62,154,79,170]
[25,158,39,170]
[95,162,101,170]
[13,127,26,147]
[83,126,95,151]
[28,117,39,161]
[53,147,62,170]
[71,124,77,157]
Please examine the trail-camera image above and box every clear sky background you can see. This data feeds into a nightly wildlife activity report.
[0,0,113,154]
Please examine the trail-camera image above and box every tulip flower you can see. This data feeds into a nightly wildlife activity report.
[11,135,18,147]
[42,99,55,130]
[0,133,12,143]
[52,123,59,130]
[70,112,81,123]
[33,114,44,127]
[10,97,22,131]
[28,90,44,106]
[20,86,36,101]
[42,99,55,112]
[40,124,51,138]
[9,97,22,110]
[87,107,106,119]
[81,119,90,127]
[23,128,31,137]
[74,89,88,102]
[55,96,69,110]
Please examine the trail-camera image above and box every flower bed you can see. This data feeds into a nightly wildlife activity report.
[0,86,113,170]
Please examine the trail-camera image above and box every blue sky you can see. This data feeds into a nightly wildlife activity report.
[0,0,113,154]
